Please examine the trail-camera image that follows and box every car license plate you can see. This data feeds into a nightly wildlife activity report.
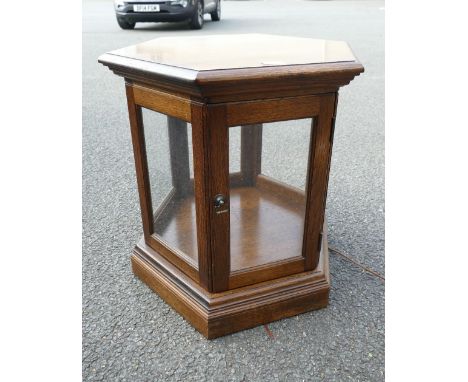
[134,4,160,12]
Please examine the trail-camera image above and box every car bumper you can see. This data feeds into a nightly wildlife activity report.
[116,4,195,23]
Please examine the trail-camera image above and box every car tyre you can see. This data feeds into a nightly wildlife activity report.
[116,17,135,30]
[189,0,204,29]
[210,0,221,21]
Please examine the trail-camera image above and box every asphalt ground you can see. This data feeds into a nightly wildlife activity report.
[83,1,384,380]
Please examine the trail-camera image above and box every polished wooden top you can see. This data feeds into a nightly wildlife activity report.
[106,34,356,71]
[99,33,364,102]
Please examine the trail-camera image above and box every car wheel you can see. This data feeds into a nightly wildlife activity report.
[210,0,221,21]
[189,0,204,29]
[116,17,135,30]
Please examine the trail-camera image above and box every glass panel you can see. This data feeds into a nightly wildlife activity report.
[229,119,313,272]
[261,119,311,191]
[142,108,198,266]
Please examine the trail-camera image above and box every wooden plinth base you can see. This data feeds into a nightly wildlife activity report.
[131,232,330,339]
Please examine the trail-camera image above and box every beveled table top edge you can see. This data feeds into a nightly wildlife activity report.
[99,51,364,80]
[98,52,199,82]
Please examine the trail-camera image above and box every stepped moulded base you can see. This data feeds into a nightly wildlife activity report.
[131,229,330,339]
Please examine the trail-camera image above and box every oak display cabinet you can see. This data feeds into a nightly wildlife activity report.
[99,34,364,339]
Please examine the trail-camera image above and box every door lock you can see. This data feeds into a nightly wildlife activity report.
[214,194,226,208]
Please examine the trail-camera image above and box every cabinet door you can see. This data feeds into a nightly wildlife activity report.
[225,94,337,289]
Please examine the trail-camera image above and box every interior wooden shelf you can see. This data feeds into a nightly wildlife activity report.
[153,177,307,272]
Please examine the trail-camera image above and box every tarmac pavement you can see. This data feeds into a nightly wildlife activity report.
[83,1,384,380]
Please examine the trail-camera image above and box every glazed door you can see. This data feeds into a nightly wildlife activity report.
[190,94,337,293]
[226,119,312,288]
[225,94,337,290]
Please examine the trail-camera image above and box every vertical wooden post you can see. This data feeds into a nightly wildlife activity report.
[125,82,154,239]
[240,124,263,186]
[167,116,191,197]
[303,93,338,270]
[191,103,230,292]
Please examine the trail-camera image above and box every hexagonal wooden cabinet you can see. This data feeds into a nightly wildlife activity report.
[99,34,364,339]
